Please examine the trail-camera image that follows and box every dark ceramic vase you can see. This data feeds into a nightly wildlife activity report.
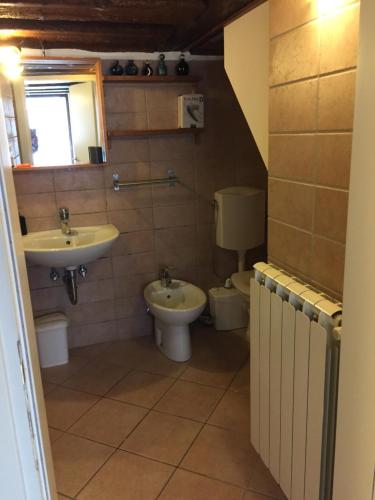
[175,54,189,76]
[157,54,168,76]
[110,60,123,76]
[125,60,139,76]
[142,61,153,76]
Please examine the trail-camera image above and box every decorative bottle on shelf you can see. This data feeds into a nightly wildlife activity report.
[110,60,123,76]
[124,60,139,76]
[142,61,153,76]
[175,53,189,76]
[157,54,168,76]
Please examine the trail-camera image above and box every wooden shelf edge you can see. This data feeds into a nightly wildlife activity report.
[108,128,201,138]
[103,75,200,84]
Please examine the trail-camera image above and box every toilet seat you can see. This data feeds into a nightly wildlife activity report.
[231,270,254,298]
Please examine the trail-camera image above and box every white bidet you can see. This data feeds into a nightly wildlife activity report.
[144,279,206,362]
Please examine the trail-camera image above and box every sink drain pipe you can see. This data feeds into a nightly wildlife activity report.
[63,267,78,305]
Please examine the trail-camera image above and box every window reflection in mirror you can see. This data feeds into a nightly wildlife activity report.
[12,58,107,168]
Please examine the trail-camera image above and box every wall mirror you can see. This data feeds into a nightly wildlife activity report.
[12,57,107,168]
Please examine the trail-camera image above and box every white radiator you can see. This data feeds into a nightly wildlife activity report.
[250,262,342,500]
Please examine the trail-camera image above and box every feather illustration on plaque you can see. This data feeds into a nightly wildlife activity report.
[178,94,204,129]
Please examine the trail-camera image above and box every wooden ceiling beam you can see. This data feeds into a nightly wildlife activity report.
[0,1,206,25]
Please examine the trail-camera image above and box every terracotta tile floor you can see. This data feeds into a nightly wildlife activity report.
[43,326,285,500]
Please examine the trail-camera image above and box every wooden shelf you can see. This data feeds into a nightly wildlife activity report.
[103,75,200,84]
[108,128,200,138]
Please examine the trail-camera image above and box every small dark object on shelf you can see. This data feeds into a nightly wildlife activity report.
[176,53,189,76]
[110,60,123,76]
[124,60,139,76]
[19,214,28,235]
[157,54,168,76]
[142,61,153,76]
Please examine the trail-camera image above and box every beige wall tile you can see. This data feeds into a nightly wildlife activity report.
[27,216,58,232]
[113,272,157,299]
[109,137,150,163]
[153,203,196,228]
[270,0,317,38]
[314,187,348,243]
[111,230,154,256]
[269,134,316,182]
[108,208,153,233]
[149,135,194,161]
[77,278,114,304]
[115,296,146,319]
[116,315,153,339]
[269,79,318,132]
[318,71,356,130]
[68,320,118,347]
[104,85,146,113]
[13,172,54,194]
[316,133,352,188]
[310,236,345,293]
[54,168,104,191]
[147,107,178,130]
[154,226,196,252]
[56,189,106,214]
[105,162,150,187]
[156,246,196,271]
[152,177,195,207]
[268,219,312,277]
[106,186,152,211]
[31,286,66,313]
[67,300,116,325]
[151,159,193,179]
[270,22,319,86]
[17,192,57,218]
[69,211,108,227]
[106,111,148,130]
[112,252,156,276]
[319,4,360,74]
[268,179,314,230]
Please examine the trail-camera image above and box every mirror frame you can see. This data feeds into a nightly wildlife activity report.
[15,56,108,170]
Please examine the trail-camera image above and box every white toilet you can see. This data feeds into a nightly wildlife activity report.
[144,279,206,362]
[210,186,265,334]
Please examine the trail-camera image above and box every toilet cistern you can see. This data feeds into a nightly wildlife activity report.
[59,207,72,235]
[214,186,265,272]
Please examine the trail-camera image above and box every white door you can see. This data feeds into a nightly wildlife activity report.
[0,77,56,498]
[69,81,98,163]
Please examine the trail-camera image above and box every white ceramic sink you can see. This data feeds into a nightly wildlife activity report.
[23,224,119,268]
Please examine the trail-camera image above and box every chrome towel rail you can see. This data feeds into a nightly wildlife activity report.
[113,169,178,191]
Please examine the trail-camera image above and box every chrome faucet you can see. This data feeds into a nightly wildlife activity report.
[59,207,72,235]
[160,267,173,288]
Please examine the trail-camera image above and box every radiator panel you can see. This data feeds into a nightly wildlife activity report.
[280,302,296,498]
[291,311,311,500]
[250,278,260,453]
[250,264,341,500]
[259,286,271,465]
[269,292,282,482]
[305,322,328,500]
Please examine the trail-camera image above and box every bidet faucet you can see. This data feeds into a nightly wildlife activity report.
[160,267,173,288]
[59,207,72,235]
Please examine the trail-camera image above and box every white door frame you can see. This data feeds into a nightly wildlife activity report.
[333,0,375,498]
[0,78,56,499]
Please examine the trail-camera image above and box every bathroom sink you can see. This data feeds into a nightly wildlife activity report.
[23,224,119,268]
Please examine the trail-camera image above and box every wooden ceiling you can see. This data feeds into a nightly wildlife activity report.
[0,0,261,55]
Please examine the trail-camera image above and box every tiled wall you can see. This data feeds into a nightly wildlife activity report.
[14,60,267,347]
[268,0,360,298]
